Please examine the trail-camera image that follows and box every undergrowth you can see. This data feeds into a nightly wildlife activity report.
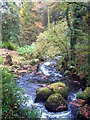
[1,67,41,119]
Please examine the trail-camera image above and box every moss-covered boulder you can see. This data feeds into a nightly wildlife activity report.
[45,93,68,112]
[77,87,90,103]
[35,87,54,102]
[35,82,68,102]
[49,82,68,99]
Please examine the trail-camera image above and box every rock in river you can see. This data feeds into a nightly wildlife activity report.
[45,93,68,112]
[35,82,68,102]
[69,99,85,115]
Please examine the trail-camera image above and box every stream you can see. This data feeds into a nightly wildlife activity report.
[17,57,82,119]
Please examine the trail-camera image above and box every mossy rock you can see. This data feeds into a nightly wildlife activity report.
[77,87,90,101]
[35,87,54,102]
[35,82,68,102]
[49,82,68,99]
[45,93,68,112]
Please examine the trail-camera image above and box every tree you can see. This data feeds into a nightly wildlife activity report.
[65,2,88,61]
[20,2,43,45]
[2,2,21,44]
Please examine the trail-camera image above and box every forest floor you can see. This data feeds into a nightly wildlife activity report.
[0,49,24,63]
[0,49,38,77]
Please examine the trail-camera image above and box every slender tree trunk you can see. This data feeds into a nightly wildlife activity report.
[66,3,75,60]
[47,3,50,27]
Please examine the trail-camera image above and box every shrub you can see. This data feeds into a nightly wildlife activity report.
[29,105,42,119]
[17,46,24,55]
[1,67,41,119]
[2,67,26,119]
[17,44,35,56]
[33,20,69,59]
[77,87,90,100]
[2,42,16,50]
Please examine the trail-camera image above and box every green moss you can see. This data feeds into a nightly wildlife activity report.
[77,87,90,100]
[35,87,54,102]
[50,82,68,99]
[50,82,66,88]
[35,82,68,102]
[45,93,68,112]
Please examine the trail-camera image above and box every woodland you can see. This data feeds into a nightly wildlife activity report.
[0,1,90,119]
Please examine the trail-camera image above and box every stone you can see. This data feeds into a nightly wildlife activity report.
[17,70,27,76]
[49,82,68,99]
[70,99,85,115]
[70,99,85,107]
[35,82,68,102]
[45,93,68,112]
[35,87,54,102]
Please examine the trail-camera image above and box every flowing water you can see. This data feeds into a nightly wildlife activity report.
[17,57,82,119]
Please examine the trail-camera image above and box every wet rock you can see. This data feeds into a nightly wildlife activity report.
[35,87,54,102]
[63,79,81,92]
[45,93,68,112]
[70,99,85,114]
[78,104,90,120]
[17,70,27,76]
[30,75,50,83]
[35,82,68,102]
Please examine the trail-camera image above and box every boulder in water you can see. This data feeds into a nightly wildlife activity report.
[45,93,68,112]
[49,82,68,99]
[35,87,54,102]
[35,82,68,102]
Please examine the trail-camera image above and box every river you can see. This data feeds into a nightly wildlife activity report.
[17,57,82,119]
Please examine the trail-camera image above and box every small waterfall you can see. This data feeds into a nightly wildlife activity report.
[39,59,63,82]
